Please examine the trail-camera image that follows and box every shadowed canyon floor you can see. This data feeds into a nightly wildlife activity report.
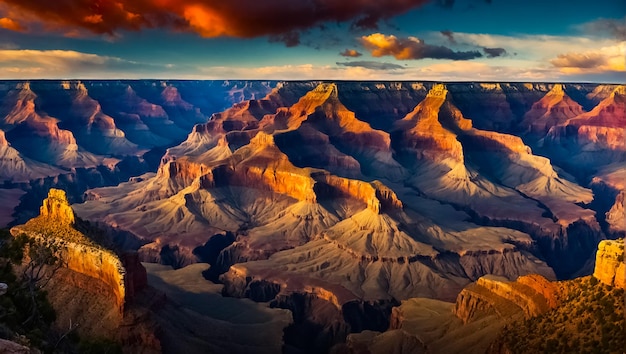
[144,263,291,354]
[0,80,624,353]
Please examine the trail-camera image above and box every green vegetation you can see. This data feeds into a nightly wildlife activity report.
[0,228,58,350]
[500,276,625,354]
[0,228,123,353]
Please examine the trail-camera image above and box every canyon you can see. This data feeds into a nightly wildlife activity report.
[9,189,161,351]
[342,238,624,354]
[0,80,624,353]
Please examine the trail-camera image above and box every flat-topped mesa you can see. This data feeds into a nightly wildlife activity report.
[11,189,147,313]
[40,188,75,225]
[593,239,625,289]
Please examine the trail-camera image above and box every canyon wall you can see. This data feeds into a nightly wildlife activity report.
[10,188,145,313]
[593,238,625,289]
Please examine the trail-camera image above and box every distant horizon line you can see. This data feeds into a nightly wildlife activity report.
[0,79,623,85]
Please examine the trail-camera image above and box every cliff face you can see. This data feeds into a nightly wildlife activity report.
[593,239,625,289]
[521,84,584,134]
[10,188,146,312]
[453,274,560,324]
[606,192,625,235]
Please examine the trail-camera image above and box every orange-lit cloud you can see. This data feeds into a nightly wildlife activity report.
[340,49,363,57]
[0,0,433,43]
[360,33,482,60]
[551,42,625,73]
[0,17,24,31]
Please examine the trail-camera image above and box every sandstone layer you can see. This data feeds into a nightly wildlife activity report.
[10,189,144,312]
[592,238,625,289]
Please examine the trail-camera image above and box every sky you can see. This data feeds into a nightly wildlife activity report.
[0,0,624,81]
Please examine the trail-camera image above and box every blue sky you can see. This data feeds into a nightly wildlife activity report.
[0,0,624,81]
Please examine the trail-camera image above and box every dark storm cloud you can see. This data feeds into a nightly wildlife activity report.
[360,33,482,60]
[336,61,404,70]
[0,0,434,46]
[483,47,506,57]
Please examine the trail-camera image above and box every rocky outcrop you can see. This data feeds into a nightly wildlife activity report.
[606,191,625,235]
[393,84,465,163]
[544,86,626,170]
[10,189,147,313]
[521,84,584,134]
[39,188,76,224]
[453,274,560,324]
[0,128,7,146]
[593,239,625,289]
[0,83,99,168]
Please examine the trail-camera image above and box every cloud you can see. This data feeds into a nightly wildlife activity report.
[551,52,608,69]
[0,0,433,44]
[482,47,506,58]
[449,32,620,61]
[0,17,24,31]
[579,16,626,40]
[550,42,625,73]
[340,49,363,57]
[0,49,174,78]
[440,30,455,43]
[360,33,482,60]
[336,61,404,70]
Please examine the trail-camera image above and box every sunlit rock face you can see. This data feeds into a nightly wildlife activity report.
[392,84,465,163]
[2,81,624,349]
[593,239,625,289]
[521,84,584,134]
[544,85,626,170]
[73,81,620,305]
[2,79,624,353]
[10,188,148,313]
[453,274,560,324]
[39,188,75,225]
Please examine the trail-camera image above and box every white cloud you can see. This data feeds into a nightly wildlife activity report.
[448,33,619,60]
[0,49,170,79]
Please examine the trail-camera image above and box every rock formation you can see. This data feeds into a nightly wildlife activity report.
[592,238,625,289]
[2,79,625,353]
[453,274,560,324]
[39,188,76,225]
[521,84,584,134]
[10,188,146,312]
